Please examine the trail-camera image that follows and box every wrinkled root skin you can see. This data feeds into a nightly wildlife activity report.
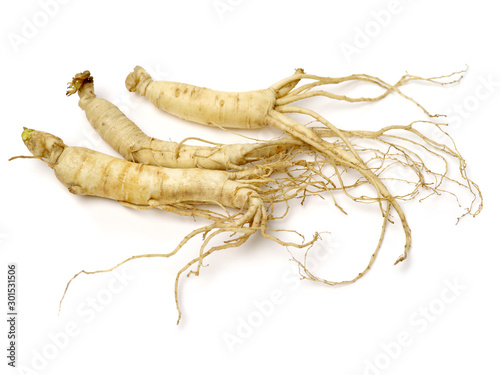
[125,66,481,292]
[12,66,482,324]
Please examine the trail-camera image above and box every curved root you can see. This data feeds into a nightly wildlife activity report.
[58,162,326,323]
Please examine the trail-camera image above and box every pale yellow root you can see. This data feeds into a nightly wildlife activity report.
[291,203,391,286]
[123,66,476,282]
[271,68,468,118]
[67,71,305,170]
[27,65,481,318]
[126,66,467,130]
[334,121,483,218]
[126,65,277,129]
[19,128,325,322]
[264,109,412,267]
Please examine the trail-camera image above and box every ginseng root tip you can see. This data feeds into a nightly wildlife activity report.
[394,254,407,265]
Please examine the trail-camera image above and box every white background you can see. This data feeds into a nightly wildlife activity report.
[1,0,499,374]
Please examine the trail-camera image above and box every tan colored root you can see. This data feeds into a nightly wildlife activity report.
[311,120,482,218]
[58,158,331,322]
[68,70,307,171]
[59,202,319,322]
[272,68,468,118]
[127,134,306,171]
[291,203,390,286]
[282,117,482,283]
[265,109,412,266]
[270,99,481,267]
[62,67,479,320]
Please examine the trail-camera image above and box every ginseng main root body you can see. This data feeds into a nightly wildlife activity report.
[12,63,483,323]
[18,128,318,322]
[126,65,482,276]
[23,129,262,209]
[126,66,420,266]
[68,71,303,171]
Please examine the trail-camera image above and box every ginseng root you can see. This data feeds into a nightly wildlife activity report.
[125,66,464,130]
[67,70,305,171]
[14,128,320,322]
[125,66,481,282]
[289,121,482,284]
